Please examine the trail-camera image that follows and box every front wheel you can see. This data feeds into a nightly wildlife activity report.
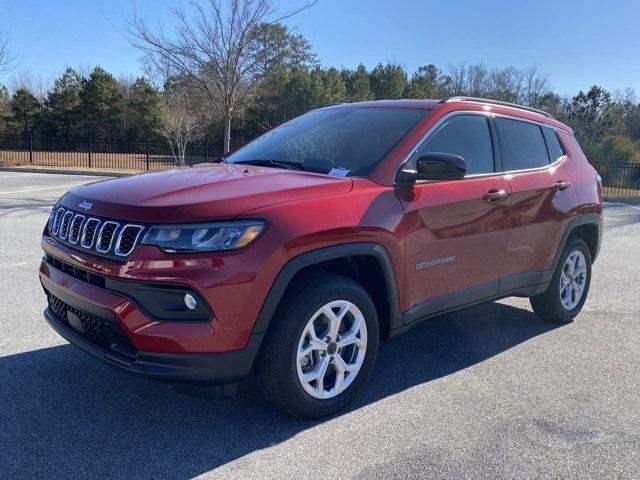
[256,273,379,418]
[531,237,592,323]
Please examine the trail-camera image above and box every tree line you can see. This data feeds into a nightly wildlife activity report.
[0,0,639,166]
[0,67,162,142]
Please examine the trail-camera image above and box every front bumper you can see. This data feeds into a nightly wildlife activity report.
[40,261,263,386]
[44,307,261,385]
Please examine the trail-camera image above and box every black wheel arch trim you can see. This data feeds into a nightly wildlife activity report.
[547,213,601,279]
[251,242,402,335]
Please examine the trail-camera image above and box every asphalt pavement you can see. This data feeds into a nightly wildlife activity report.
[0,171,638,479]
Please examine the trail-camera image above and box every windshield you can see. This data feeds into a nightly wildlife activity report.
[225,107,428,176]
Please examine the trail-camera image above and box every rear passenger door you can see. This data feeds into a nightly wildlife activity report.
[495,117,578,286]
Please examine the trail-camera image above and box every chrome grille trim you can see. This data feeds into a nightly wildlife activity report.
[48,204,145,258]
[59,211,74,240]
[95,221,120,254]
[114,224,145,257]
[48,205,59,231]
[68,214,85,244]
[51,207,65,235]
[80,218,101,249]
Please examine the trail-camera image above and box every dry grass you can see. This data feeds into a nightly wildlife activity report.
[602,185,640,198]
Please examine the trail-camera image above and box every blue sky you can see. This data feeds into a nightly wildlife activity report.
[1,0,638,96]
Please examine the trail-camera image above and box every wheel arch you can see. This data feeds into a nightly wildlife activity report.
[251,243,402,340]
[551,214,602,274]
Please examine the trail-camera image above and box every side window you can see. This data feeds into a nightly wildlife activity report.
[542,127,565,162]
[496,117,550,170]
[413,114,494,175]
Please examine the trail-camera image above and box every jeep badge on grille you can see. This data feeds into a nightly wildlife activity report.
[78,200,93,210]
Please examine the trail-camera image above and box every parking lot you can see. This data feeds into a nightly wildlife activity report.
[0,170,638,479]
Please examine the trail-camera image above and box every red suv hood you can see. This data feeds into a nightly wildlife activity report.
[61,163,353,222]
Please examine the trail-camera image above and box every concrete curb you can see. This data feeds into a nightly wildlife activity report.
[0,166,129,177]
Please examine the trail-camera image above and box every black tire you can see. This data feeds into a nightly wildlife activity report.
[255,272,379,418]
[530,237,592,323]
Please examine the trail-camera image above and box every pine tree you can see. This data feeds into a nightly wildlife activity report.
[405,65,442,99]
[42,67,83,137]
[125,77,162,140]
[10,88,41,133]
[311,67,346,106]
[369,63,407,99]
[345,65,373,101]
[0,83,10,132]
[80,67,123,139]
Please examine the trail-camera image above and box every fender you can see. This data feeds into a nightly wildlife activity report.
[543,213,602,283]
[250,242,402,335]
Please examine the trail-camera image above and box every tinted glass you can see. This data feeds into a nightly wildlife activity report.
[226,107,427,176]
[413,114,494,175]
[543,127,565,161]
[496,118,550,170]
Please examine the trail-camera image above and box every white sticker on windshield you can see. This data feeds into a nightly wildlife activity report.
[328,167,350,177]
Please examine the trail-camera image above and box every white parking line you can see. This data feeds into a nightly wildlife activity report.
[0,173,40,179]
[0,184,85,195]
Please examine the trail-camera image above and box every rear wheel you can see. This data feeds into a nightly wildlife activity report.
[531,238,592,323]
[256,273,379,418]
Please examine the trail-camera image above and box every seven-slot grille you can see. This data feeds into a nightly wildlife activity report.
[48,205,144,258]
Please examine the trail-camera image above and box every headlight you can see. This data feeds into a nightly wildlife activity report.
[141,220,266,252]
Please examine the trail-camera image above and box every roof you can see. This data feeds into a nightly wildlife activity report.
[329,99,441,110]
[325,97,571,132]
[442,96,554,118]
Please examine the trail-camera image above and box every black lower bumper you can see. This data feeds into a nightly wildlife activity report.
[44,307,263,386]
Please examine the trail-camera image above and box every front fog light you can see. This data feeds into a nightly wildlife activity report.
[184,293,198,310]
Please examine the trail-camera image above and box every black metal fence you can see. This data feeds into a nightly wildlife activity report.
[1,133,639,198]
[0,133,223,172]
[593,162,640,198]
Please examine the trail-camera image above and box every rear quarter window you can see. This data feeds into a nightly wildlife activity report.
[496,117,550,171]
[542,127,565,161]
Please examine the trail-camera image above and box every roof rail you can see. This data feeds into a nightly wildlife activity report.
[441,96,554,118]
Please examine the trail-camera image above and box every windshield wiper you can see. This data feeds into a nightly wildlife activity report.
[233,159,305,171]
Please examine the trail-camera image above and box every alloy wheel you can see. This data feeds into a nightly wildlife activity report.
[559,250,588,310]
[296,300,367,399]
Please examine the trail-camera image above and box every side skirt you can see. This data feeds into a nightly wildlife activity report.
[389,271,550,338]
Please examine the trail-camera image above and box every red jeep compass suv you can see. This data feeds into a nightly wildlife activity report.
[40,97,602,417]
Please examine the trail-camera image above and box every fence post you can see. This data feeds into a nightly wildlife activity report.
[29,131,33,163]
[145,141,150,170]
[88,138,92,168]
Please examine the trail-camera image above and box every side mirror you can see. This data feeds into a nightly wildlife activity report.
[397,153,466,184]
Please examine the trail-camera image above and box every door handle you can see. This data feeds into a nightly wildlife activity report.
[483,189,509,203]
[555,180,572,191]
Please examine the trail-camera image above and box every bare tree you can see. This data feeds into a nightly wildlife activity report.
[0,34,17,76]
[520,66,551,107]
[117,74,135,138]
[9,69,52,100]
[447,62,468,95]
[156,92,206,166]
[129,0,315,153]
[445,62,551,106]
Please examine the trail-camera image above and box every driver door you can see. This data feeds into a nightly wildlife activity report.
[399,113,512,316]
